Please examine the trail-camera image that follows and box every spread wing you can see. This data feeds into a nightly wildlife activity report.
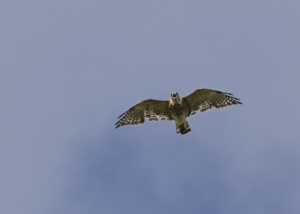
[183,88,242,116]
[115,99,171,128]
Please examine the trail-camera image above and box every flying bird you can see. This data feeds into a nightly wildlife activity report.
[115,88,242,135]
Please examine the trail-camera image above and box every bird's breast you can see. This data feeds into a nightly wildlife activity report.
[170,103,187,117]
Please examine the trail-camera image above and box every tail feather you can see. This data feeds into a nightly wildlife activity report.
[176,121,191,135]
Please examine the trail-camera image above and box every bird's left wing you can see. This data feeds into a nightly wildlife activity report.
[115,99,171,128]
[183,88,242,116]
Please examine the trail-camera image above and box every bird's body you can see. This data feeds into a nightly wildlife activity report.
[115,88,242,135]
[168,93,191,134]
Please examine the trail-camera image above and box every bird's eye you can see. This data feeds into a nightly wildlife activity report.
[172,94,176,97]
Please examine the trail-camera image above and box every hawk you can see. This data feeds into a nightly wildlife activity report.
[115,88,242,135]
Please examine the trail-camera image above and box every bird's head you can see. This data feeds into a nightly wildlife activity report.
[171,92,181,104]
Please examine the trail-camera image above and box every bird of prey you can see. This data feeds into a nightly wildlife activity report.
[115,88,242,135]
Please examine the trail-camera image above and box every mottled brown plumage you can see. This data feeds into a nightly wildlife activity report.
[115,99,171,128]
[115,88,242,135]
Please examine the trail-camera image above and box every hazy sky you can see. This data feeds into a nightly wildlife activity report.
[1,0,300,213]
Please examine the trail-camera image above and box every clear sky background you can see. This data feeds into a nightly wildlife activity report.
[1,0,300,213]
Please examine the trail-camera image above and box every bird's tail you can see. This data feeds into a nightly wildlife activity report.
[176,121,191,135]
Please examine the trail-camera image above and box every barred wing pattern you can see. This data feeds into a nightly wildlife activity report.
[183,88,242,115]
[115,99,171,128]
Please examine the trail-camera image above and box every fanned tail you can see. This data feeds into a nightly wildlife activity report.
[176,121,191,135]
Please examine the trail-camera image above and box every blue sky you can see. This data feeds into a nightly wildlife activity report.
[1,0,300,213]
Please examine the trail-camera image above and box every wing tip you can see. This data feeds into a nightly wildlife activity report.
[118,112,126,118]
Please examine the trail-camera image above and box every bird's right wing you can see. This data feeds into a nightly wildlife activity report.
[115,99,171,128]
